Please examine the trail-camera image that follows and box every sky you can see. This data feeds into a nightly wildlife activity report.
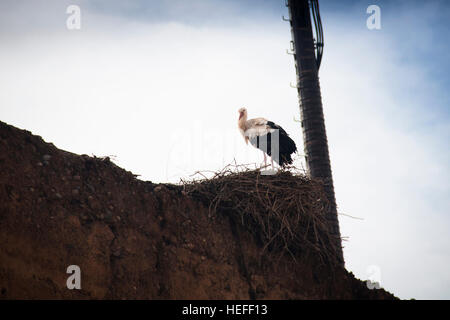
[0,0,449,299]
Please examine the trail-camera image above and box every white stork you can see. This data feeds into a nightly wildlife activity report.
[237,107,297,169]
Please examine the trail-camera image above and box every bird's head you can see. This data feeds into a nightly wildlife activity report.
[238,107,247,120]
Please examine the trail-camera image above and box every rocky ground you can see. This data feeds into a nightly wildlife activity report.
[0,120,397,299]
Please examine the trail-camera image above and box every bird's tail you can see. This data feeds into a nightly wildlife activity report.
[279,153,293,166]
[278,134,297,167]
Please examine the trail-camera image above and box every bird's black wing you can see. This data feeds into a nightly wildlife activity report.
[249,121,297,166]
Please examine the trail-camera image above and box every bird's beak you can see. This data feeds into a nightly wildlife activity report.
[239,112,243,120]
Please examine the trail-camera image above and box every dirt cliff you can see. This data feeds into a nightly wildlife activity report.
[0,120,396,299]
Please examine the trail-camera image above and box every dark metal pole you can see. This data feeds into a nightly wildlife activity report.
[287,0,344,264]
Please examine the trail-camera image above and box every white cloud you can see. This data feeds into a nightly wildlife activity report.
[321,13,450,299]
[0,17,299,181]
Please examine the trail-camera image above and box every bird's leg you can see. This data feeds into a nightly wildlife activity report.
[271,157,274,170]
[263,152,267,168]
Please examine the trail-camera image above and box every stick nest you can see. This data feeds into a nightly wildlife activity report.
[182,164,341,265]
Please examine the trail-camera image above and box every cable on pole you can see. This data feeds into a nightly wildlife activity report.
[309,0,324,69]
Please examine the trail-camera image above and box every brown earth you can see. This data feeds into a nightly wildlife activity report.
[0,120,397,299]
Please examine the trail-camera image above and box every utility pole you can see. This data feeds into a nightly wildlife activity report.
[287,0,344,265]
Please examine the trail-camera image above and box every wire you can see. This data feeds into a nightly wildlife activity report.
[309,0,324,69]
[313,0,323,68]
